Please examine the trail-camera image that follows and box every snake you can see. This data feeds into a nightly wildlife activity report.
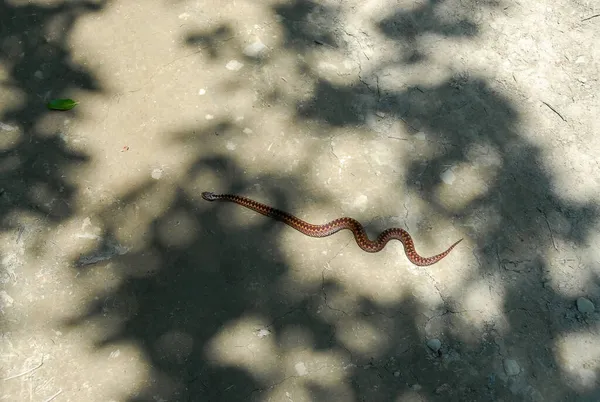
[202,192,462,266]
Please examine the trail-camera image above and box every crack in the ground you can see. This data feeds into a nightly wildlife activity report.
[127,37,237,94]
[321,267,350,316]
[245,364,330,400]
[359,308,409,320]
[537,207,559,251]
[328,137,342,166]
[495,246,536,273]
[423,269,456,312]
[343,28,377,96]
[402,200,410,231]
[264,306,305,331]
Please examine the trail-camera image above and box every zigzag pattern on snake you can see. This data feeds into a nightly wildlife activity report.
[202,192,462,266]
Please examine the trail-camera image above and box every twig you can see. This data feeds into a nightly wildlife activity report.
[495,244,503,268]
[398,116,419,132]
[538,208,559,251]
[42,389,62,402]
[541,101,567,122]
[581,14,599,22]
[2,359,43,381]
[16,225,24,243]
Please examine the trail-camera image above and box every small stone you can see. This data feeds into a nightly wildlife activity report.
[243,39,267,58]
[393,371,400,377]
[503,358,520,376]
[0,122,17,131]
[255,328,270,338]
[225,60,244,71]
[577,297,595,313]
[198,88,206,95]
[427,338,442,352]
[243,128,253,134]
[440,168,456,184]
[205,114,214,120]
[318,61,338,72]
[294,362,308,376]
[352,194,368,212]
[0,290,14,308]
[151,168,163,180]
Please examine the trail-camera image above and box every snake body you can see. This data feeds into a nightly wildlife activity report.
[202,192,462,266]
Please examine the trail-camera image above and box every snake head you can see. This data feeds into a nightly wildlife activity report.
[202,192,217,201]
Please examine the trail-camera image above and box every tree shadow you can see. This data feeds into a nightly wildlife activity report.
[185,24,236,60]
[272,2,600,400]
[274,0,343,52]
[378,0,480,63]
[0,0,105,322]
[60,0,600,401]
[65,144,337,400]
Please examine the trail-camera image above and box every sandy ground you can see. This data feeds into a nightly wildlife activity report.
[1,0,600,401]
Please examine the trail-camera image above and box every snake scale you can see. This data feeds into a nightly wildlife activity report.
[202,192,462,266]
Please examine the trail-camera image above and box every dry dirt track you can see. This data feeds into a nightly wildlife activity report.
[1,0,599,401]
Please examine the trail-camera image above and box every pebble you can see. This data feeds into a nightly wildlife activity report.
[294,362,308,376]
[503,358,520,376]
[435,383,451,394]
[576,297,595,313]
[427,338,441,352]
[255,328,270,338]
[243,39,267,58]
[440,168,456,184]
[0,290,14,308]
[225,60,244,71]
[0,122,17,131]
[151,168,163,180]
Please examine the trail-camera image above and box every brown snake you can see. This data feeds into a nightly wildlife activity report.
[202,192,462,266]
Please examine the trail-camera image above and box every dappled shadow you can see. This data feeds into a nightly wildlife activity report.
[0,0,105,318]
[378,0,480,39]
[0,0,105,229]
[274,0,343,52]
[60,0,600,401]
[378,0,480,63]
[185,24,235,60]
[275,2,600,399]
[65,147,333,400]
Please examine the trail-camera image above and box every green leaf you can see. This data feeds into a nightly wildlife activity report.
[47,99,78,111]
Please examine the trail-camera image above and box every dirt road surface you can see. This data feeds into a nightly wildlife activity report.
[1,0,599,401]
